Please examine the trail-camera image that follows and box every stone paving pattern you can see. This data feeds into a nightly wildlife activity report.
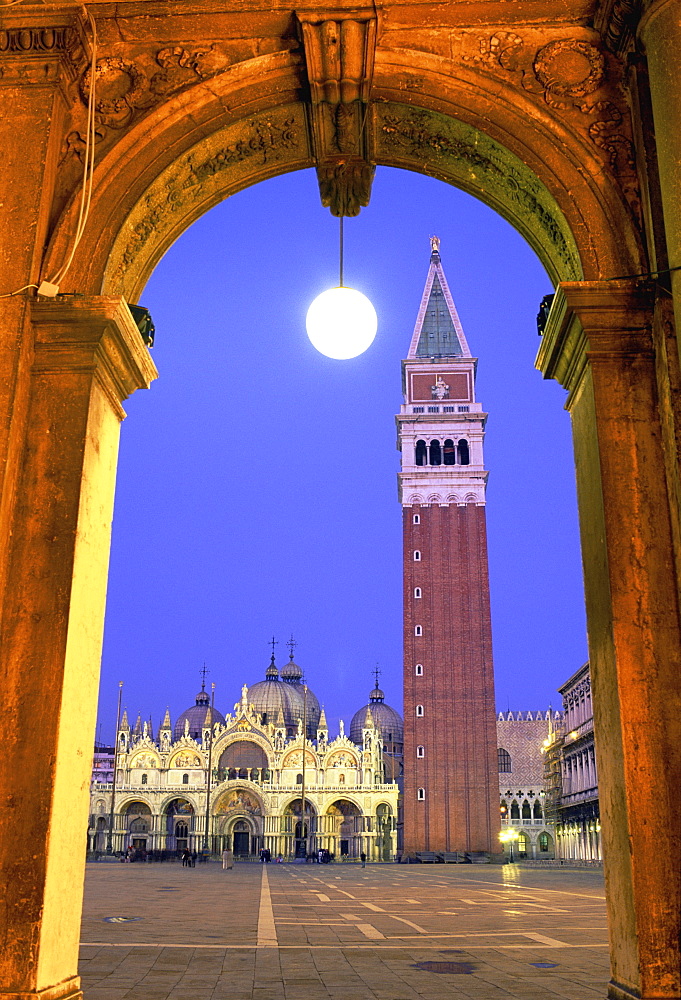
[80,862,609,1000]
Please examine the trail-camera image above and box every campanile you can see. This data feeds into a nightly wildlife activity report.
[397,238,499,855]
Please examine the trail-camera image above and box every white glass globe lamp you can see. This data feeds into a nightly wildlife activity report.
[306,285,377,360]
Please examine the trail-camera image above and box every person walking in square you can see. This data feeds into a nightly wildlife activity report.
[222,848,233,870]
[360,851,366,868]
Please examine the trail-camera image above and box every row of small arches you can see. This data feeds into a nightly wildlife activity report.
[416,439,470,466]
[410,493,480,515]
[501,798,544,820]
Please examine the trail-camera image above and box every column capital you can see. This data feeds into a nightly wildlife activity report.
[536,280,655,405]
[31,296,158,419]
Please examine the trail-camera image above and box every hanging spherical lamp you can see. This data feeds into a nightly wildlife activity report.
[306,217,378,360]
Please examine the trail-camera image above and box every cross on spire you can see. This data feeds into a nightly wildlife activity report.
[373,664,381,689]
[287,634,297,660]
[199,663,209,690]
[269,636,279,659]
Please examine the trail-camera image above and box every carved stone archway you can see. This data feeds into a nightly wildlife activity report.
[0,5,680,1000]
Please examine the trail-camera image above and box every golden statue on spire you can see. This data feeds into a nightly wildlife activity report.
[430,235,441,254]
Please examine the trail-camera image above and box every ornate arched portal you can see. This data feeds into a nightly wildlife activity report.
[0,6,680,1000]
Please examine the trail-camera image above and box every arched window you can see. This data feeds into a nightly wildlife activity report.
[534,800,543,820]
[141,773,148,785]
[457,439,470,465]
[415,663,423,675]
[539,832,550,852]
[413,550,421,561]
[522,800,532,820]
[443,439,456,465]
[414,587,422,598]
[511,800,520,819]
[429,439,441,465]
[497,748,512,773]
[182,773,189,785]
[417,746,425,758]
[175,821,188,839]
[415,440,427,466]
[413,513,421,524]
[296,773,303,784]
[415,625,422,636]
[416,705,424,717]
[500,800,508,819]
[417,787,425,801]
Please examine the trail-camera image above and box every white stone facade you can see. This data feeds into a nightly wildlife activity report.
[89,688,399,862]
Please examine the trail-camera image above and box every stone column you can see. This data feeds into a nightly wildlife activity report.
[0,296,157,1000]
[639,0,681,338]
[537,281,681,1000]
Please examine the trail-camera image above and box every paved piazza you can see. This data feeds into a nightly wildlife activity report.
[80,863,609,1000]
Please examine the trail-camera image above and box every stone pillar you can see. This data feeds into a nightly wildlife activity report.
[537,281,681,1000]
[0,14,86,602]
[0,297,157,1000]
[639,1,681,338]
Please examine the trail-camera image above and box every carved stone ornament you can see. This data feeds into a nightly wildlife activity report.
[317,160,374,217]
[105,106,308,296]
[461,31,638,218]
[375,102,580,282]
[297,10,377,215]
[533,39,605,99]
[0,24,86,81]
[66,44,231,159]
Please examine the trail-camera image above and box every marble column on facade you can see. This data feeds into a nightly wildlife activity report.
[538,280,681,1000]
[0,297,157,1000]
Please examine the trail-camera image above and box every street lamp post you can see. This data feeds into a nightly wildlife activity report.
[499,828,520,863]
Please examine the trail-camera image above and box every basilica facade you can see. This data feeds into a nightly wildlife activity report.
[89,659,401,862]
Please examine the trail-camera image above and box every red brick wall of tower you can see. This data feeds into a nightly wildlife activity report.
[402,502,499,854]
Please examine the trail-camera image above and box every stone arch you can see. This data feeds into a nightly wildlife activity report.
[158,793,198,817]
[42,51,642,302]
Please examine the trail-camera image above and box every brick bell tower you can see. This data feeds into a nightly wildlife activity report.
[397,237,499,856]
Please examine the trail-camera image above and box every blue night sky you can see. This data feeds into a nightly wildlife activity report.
[96,166,587,744]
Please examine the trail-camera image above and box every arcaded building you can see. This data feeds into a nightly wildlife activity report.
[89,660,400,861]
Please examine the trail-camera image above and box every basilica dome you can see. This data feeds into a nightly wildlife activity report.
[173,688,226,742]
[248,656,320,738]
[350,686,404,751]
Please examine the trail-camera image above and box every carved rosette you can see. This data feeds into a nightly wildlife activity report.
[460,30,639,218]
[65,44,233,160]
[297,10,377,216]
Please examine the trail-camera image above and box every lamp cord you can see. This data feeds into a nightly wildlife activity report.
[339,215,344,287]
